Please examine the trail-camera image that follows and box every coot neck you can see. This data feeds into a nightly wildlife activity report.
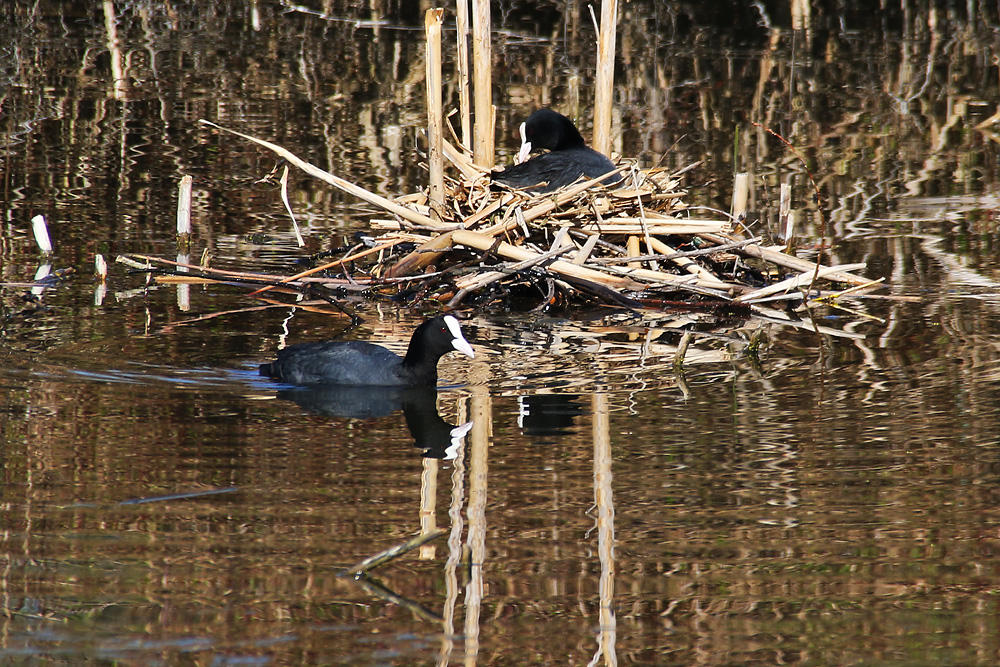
[555,123,586,150]
[399,322,441,385]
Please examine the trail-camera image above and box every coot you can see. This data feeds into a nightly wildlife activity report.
[259,315,474,387]
[491,108,620,193]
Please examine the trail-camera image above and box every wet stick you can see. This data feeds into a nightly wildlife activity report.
[345,529,447,576]
[384,231,456,279]
[646,236,730,290]
[118,253,346,284]
[425,9,445,221]
[245,240,406,296]
[449,245,575,307]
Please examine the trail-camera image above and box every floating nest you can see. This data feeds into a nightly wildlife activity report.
[120,123,880,323]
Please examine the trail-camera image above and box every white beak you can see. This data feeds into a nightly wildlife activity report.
[444,315,475,359]
[515,122,532,164]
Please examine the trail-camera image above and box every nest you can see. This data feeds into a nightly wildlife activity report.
[120,123,880,321]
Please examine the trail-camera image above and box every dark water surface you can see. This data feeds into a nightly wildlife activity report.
[4,1,1000,665]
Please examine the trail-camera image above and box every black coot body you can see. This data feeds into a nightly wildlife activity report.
[259,315,474,387]
[491,109,620,193]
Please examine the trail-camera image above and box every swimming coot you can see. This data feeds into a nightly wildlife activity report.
[259,315,474,387]
[491,108,620,193]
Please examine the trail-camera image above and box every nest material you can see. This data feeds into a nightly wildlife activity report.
[349,145,874,313]
[124,124,879,318]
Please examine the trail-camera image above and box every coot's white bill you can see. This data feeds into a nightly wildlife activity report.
[444,314,475,359]
[515,121,532,164]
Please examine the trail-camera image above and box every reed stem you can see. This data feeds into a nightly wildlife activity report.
[471,0,494,168]
[455,0,472,151]
[592,0,618,156]
[425,8,446,220]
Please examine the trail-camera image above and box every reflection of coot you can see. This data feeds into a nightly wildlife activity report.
[276,386,471,459]
[517,394,584,438]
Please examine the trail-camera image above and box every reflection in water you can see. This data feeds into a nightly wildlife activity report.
[517,393,585,437]
[276,385,473,459]
[592,393,617,667]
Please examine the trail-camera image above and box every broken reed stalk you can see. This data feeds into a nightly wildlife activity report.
[425,9,445,221]
[31,214,52,255]
[198,120,449,230]
[176,175,193,251]
[471,0,493,168]
[731,172,749,221]
[118,253,336,284]
[454,0,472,151]
[592,0,618,156]
[779,181,792,243]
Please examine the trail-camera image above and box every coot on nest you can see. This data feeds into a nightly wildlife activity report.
[491,108,620,193]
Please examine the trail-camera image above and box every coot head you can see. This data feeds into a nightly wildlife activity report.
[516,108,587,162]
[259,314,474,387]
[405,315,475,367]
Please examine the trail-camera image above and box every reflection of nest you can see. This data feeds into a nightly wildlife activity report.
[444,302,875,399]
[444,314,737,396]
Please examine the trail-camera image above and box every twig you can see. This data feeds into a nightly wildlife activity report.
[344,529,447,576]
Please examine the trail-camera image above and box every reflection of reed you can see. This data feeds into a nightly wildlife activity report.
[463,388,492,661]
[591,393,617,667]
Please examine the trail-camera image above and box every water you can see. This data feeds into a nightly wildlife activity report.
[4,1,1000,665]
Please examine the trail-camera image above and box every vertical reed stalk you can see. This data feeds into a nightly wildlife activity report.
[425,8,446,220]
[779,181,793,248]
[471,0,494,168]
[455,0,472,151]
[176,175,193,251]
[731,172,749,224]
[592,0,618,156]
[31,214,52,255]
